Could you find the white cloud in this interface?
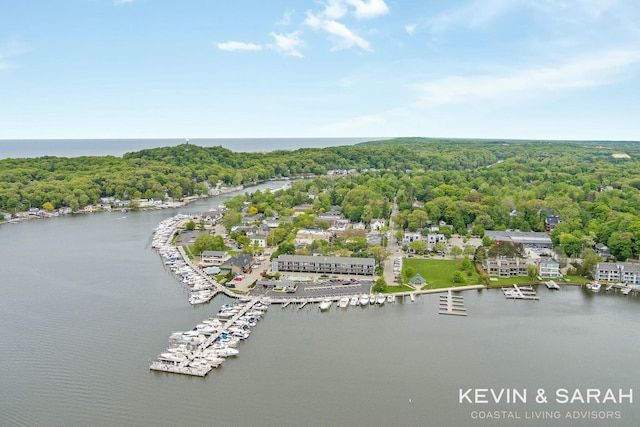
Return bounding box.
[113,0,134,5]
[405,24,416,35]
[345,0,390,19]
[0,39,28,70]
[305,12,371,51]
[415,48,640,105]
[427,0,519,33]
[269,32,304,57]
[276,9,296,26]
[217,41,263,51]
[321,0,349,20]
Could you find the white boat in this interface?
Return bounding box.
[213,347,239,357]
[338,297,349,308]
[349,296,358,306]
[319,299,332,311]
[590,282,602,292]
[386,294,395,303]
[359,294,369,306]
[369,295,376,305]
[376,294,386,305]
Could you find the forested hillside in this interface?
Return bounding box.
[2,138,640,260]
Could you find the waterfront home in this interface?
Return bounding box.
[538,258,560,278]
[274,255,375,276]
[483,257,530,278]
[199,251,230,267]
[596,262,640,285]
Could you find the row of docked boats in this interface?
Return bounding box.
[320,294,394,311]
[150,299,269,376]
[152,214,218,305]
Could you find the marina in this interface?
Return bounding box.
[1,193,639,427]
[150,299,268,377]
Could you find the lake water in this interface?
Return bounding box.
[0,137,388,159]
[1,182,639,426]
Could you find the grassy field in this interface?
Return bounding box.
[385,284,414,293]
[402,259,483,289]
[486,276,539,286]
[560,275,591,283]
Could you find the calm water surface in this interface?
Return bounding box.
[0,183,638,426]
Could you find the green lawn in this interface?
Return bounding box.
[486,276,539,287]
[561,275,591,284]
[385,284,414,293]
[403,259,483,289]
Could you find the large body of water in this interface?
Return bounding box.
[1,180,638,426]
[0,137,388,159]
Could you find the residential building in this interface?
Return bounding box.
[248,233,268,248]
[483,257,530,278]
[596,262,640,285]
[595,243,611,259]
[221,254,254,275]
[370,218,386,230]
[274,255,375,276]
[199,250,230,267]
[402,231,447,249]
[538,258,560,278]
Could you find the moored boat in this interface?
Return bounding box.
[319,298,332,311]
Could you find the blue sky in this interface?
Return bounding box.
[1,0,639,140]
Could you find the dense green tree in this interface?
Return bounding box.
[450,245,463,258]
[193,234,227,255]
[373,277,387,293]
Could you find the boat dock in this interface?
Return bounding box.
[502,284,539,300]
[545,281,560,290]
[150,299,267,377]
[439,290,467,316]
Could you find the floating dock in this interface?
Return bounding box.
[545,281,560,290]
[439,290,467,316]
[150,299,267,377]
[502,284,539,300]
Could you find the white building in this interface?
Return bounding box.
[248,233,268,248]
[402,231,447,249]
[595,262,640,284]
[538,258,560,278]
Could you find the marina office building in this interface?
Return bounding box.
[273,255,376,276]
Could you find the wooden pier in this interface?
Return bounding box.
[502,284,539,300]
[439,290,467,316]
